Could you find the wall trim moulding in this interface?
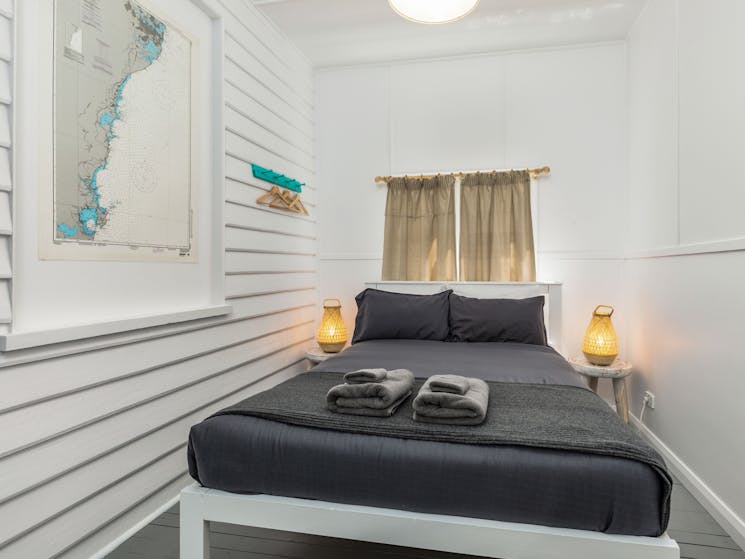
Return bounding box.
[625,236,745,260]
[91,494,180,559]
[321,239,745,264]
[314,39,628,71]
[630,414,745,551]
[320,252,384,261]
[0,304,233,352]
[537,250,625,261]
[320,251,627,262]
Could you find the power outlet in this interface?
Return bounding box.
[644,391,656,409]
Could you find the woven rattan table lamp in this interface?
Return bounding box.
[582,305,619,366]
[317,298,347,353]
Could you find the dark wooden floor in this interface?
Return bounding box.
[107,476,744,559]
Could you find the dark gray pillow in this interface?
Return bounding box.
[448,293,547,345]
[352,288,452,344]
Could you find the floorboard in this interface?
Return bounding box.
[106,474,744,559]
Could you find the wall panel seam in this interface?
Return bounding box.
[225,147,314,185]
[225,247,316,256]
[225,196,317,220]
[225,100,314,156]
[226,175,317,200]
[224,53,313,126]
[0,320,313,415]
[0,304,314,370]
[224,29,314,109]
[0,359,306,507]
[216,0,301,77]
[224,76,313,138]
[225,223,316,240]
[225,125,314,172]
[0,339,312,460]
[225,172,317,197]
[0,443,187,549]
[226,287,317,300]
[50,471,191,559]
[225,270,316,276]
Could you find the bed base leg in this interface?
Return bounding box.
[180,495,210,559]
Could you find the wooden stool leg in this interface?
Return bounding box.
[587,377,599,393]
[612,377,629,423]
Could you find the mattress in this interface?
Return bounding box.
[188,340,669,536]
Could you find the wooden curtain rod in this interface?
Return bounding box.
[374,166,551,183]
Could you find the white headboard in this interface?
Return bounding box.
[364,281,563,352]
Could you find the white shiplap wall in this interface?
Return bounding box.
[0,0,11,329]
[0,1,317,557]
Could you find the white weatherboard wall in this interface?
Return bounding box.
[626,0,745,547]
[317,43,628,357]
[0,0,11,330]
[0,1,317,557]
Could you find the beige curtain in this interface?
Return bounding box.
[459,171,536,282]
[382,175,456,281]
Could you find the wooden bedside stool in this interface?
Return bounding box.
[305,346,334,366]
[568,356,633,423]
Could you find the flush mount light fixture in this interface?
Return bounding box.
[388,0,480,24]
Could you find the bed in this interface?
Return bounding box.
[181,282,679,559]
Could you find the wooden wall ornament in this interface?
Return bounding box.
[256,186,309,216]
[252,163,309,215]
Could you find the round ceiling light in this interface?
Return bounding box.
[388,0,481,24]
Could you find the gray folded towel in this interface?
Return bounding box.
[327,368,415,417]
[413,375,489,426]
[429,374,470,395]
[343,368,388,384]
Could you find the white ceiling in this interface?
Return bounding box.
[254,0,648,67]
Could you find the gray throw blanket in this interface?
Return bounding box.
[214,372,671,500]
[413,375,489,425]
[214,371,671,530]
[327,368,414,417]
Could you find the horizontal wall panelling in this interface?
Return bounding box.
[0,1,317,557]
[0,3,9,331]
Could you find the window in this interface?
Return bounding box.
[382,171,535,282]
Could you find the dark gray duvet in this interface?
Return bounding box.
[188,340,670,536]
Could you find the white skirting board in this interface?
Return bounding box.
[631,413,745,550]
[179,485,679,559]
[91,493,180,559]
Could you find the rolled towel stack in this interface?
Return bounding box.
[413,374,489,426]
[327,368,414,417]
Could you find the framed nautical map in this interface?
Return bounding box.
[41,0,197,261]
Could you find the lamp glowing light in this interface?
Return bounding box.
[317,298,348,353]
[388,0,481,24]
[582,305,619,366]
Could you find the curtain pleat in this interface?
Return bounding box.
[459,171,536,282]
[382,175,456,281]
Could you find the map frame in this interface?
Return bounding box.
[39,0,199,263]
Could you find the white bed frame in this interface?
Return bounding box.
[179,282,680,559]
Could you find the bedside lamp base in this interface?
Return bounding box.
[582,352,617,366]
[318,342,345,353]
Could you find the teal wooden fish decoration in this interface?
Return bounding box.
[251,164,304,193]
